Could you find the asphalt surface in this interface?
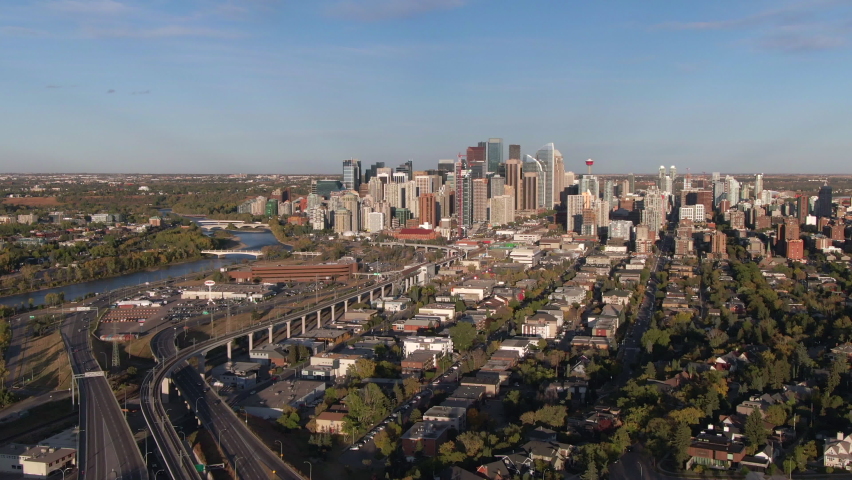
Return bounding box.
[61,309,149,480]
[150,322,303,480]
[143,243,461,480]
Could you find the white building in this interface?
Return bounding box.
[490,195,515,226]
[367,211,384,233]
[509,247,543,269]
[825,432,852,470]
[402,336,454,357]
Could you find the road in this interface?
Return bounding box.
[611,229,674,391]
[60,309,149,480]
[150,325,303,480]
[142,244,461,480]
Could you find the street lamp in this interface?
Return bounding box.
[274,439,283,458]
[218,427,228,449]
[234,456,243,479]
[304,460,312,480]
[195,397,202,413]
[155,470,165,478]
[100,352,109,370]
[60,467,72,480]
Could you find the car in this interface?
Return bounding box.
[349,445,360,451]
[250,390,256,394]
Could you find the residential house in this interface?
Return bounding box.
[824,432,852,471]
[315,412,347,434]
[686,432,746,470]
[423,406,467,431]
[401,422,452,458]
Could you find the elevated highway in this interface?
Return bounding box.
[142,243,462,479]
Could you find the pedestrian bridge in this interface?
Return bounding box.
[195,220,269,230]
[201,249,264,258]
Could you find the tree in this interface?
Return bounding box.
[745,409,768,453]
[277,406,300,430]
[457,431,485,458]
[374,430,397,457]
[672,422,692,466]
[449,322,477,352]
[765,404,787,427]
[403,377,421,398]
[581,460,598,480]
[349,358,376,380]
[410,408,422,423]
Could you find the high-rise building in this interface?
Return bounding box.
[522,171,538,211]
[437,159,455,174]
[580,175,599,199]
[534,143,562,209]
[628,173,635,194]
[508,144,521,161]
[603,180,614,205]
[461,173,474,227]
[367,211,384,233]
[342,159,361,191]
[581,208,597,236]
[725,176,740,205]
[466,145,485,167]
[490,195,515,226]
[797,195,809,224]
[818,183,833,217]
[504,159,523,211]
[658,166,666,190]
[365,162,385,183]
[489,176,505,199]
[368,177,384,202]
[710,230,728,258]
[754,174,764,199]
[472,178,489,223]
[419,193,437,227]
[487,138,503,174]
[609,220,633,240]
[396,160,414,181]
[333,209,352,233]
[564,171,576,189]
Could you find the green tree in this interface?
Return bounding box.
[745,409,768,452]
[456,431,485,459]
[672,422,692,467]
[410,408,422,423]
[581,460,599,480]
[449,322,477,352]
[277,406,301,430]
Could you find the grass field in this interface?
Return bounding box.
[2,197,62,207]
[22,330,72,391]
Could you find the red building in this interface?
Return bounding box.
[392,228,439,241]
[785,239,804,260]
[419,194,437,227]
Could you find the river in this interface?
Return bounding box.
[0,229,284,308]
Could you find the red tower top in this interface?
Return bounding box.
[585,159,594,175]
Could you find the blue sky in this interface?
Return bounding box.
[1,0,851,174]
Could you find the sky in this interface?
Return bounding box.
[1,0,851,175]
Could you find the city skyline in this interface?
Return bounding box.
[2,0,852,174]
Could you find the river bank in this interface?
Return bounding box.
[0,229,284,308]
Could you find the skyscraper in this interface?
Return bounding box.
[754,174,763,198]
[437,159,455,174]
[396,160,413,181]
[419,193,437,227]
[818,183,833,217]
[489,176,505,199]
[508,144,521,161]
[472,178,489,223]
[487,138,503,174]
[504,159,523,211]
[467,145,485,166]
[534,143,563,209]
[522,171,538,211]
[797,195,809,224]
[364,162,385,183]
[490,195,515,226]
[342,158,361,191]
[628,173,635,194]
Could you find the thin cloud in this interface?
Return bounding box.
[131,90,151,95]
[759,33,845,52]
[82,25,242,39]
[107,89,115,93]
[46,85,62,88]
[0,26,50,37]
[325,0,467,22]
[49,0,132,15]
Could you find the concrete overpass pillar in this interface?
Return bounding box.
[197,355,206,379]
[301,316,306,334]
[331,304,335,321]
[160,377,171,403]
[286,321,291,339]
[227,341,232,360]
[370,290,374,302]
[316,310,321,329]
[248,332,254,352]
[268,326,274,344]
[344,299,348,313]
